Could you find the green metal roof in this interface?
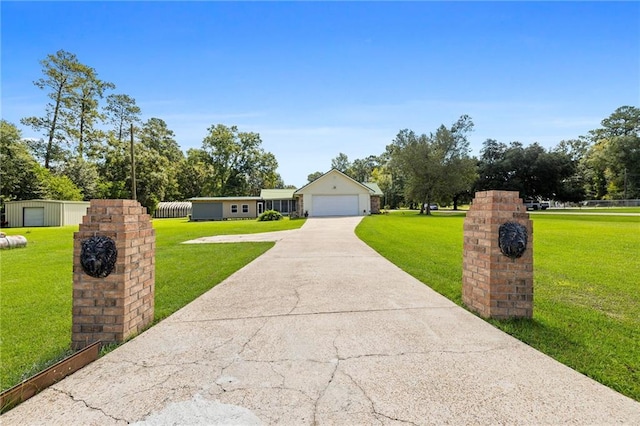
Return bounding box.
[259,189,296,200]
[188,197,261,202]
[363,182,383,196]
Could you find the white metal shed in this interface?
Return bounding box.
[4,200,90,228]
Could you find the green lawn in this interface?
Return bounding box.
[544,207,640,214]
[2,211,639,402]
[0,217,305,391]
[355,211,640,401]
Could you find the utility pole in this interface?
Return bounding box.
[130,123,137,201]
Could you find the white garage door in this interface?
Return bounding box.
[312,195,359,216]
[24,207,45,227]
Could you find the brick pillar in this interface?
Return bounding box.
[462,190,533,319]
[72,199,155,350]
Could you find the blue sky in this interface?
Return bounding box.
[2,1,638,187]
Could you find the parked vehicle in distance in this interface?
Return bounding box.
[524,198,550,210]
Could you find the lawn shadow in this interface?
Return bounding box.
[487,316,582,357]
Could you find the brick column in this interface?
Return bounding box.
[462,191,533,319]
[72,199,155,350]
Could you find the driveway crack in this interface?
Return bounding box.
[341,371,419,426]
[174,306,454,324]
[312,333,341,425]
[287,287,301,315]
[50,387,128,423]
[220,319,270,376]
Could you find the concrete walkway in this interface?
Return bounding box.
[4,217,639,425]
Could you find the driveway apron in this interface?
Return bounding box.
[4,217,639,425]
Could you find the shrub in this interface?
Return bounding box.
[258,210,282,221]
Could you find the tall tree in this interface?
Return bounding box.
[475,139,510,190]
[133,144,172,214]
[583,106,640,199]
[137,118,183,200]
[380,146,406,209]
[65,66,114,159]
[20,50,85,168]
[370,166,393,208]
[582,141,609,199]
[347,155,380,182]
[307,171,323,183]
[104,94,141,142]
[331,152,350,173]
[139,118,183,162]
[176,149,211,199]
[200,124,279,196]
[475,140,579,201]
[95,132,175,212]
[592,105,640,139]
[553,139,588,202]
[389,116,476,214]
[96,133,131,200]
[61,157,101,200]
[0,121,47,202]
[246,152,282,194]
[36,168,83,201]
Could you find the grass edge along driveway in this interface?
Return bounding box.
[2,212,639,403]
[0,217,305,391]
[355,211,640,402]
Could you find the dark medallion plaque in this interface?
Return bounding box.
[80,236,117,278]
[498,222,528,259]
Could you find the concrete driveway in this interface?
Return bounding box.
[3,217,639,425]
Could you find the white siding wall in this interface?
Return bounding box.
[223,200,257,219]
[358,194,370,215]
[296,171,372,217]
[60,202,90,225]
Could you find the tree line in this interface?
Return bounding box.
[2,50,638,215]
[1,50,283,213]
[308,106,639,213]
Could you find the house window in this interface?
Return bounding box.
[266,200,272,210]
[281,200,289,213]
[231,204,238,213]
[242,204,249,213]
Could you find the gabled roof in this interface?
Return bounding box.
[185,174,382,201]
[260,189,296,200]
[294,169,375,195]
